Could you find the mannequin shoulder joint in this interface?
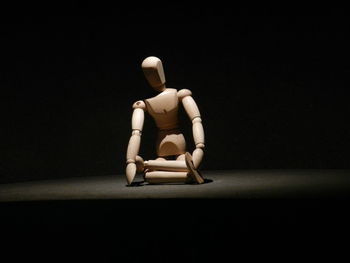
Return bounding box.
[132,100,146,110]
[177,89,192,100]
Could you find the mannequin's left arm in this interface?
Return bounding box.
[178,89,205,169]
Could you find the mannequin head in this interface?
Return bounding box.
[141,56,166,92]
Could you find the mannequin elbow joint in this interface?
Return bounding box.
[196,143,205,149]
[132,130,142,136]
[192,116,202,123]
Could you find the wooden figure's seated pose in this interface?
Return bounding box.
[125,56,205,185]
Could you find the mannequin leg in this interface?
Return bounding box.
[144,160,188,172]
[143,153,204,184]
[176,154,186,160]
[144,171,191,184]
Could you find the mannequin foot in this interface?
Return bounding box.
[185,152,204,184]
[135,155,144,173]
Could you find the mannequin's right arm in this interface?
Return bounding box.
[126,100,146,185]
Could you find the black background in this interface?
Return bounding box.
[1,3,349,183]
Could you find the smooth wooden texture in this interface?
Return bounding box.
[125,56,206,185]
[192,117,205,146]
[127,102,145,161]
[144,160,188,172]
[181,95,201,120]
[145,88,186,157]
[185,152,205,184]
[177,89,192,100]
[176,154,186,160]
[132,100,146,110]
[156,130,186,157]
[144,171,189,184]
[125,103,145,184]
[135,155,144,173]
[145,88,179,130]
[126,163,137,185]
[131,108,144,131]
[182,95,205,147]
[141,56,166,91]
[126,131,141,162]
[192,148,204,169]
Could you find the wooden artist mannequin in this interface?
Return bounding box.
[125,56,205,185]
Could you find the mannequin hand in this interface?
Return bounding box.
[126,162,137,185]
[192,148,204,169]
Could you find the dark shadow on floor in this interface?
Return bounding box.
[126,178,213,187]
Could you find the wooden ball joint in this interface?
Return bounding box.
[125,56,205,185]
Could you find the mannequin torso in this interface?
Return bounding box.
[145,88,186,157]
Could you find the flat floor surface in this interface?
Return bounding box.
[1,169,350,201]
[1,170,350,262]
